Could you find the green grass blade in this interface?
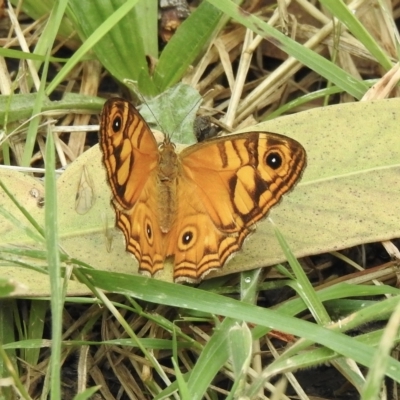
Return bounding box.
[227,322,252,398]
[24,301,48,367]
[186,317,238,400]
[320,0,393,70]
[31,0,70,73]
[62,0,156,96]
[47,0,152,95]
[22,0,69,166]
[73,386,102,400]
[44,128,63,399]
[0,341,32,399]
[81,269,400,384]
[0,48,67,62]
[171,357,191,399]
[22,48,50,167]
[240,268,262,303]
[0,180,45,239]
[0,299,17,386]
[9,0,77,46]
[362,301,400,399]
[252,283,400,342]
[274,225,330,324]
[154,1,228,91]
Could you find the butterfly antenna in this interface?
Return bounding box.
[124,79,203,141]
[124,78,169,137]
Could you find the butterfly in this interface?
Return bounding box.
[99,98,307,283]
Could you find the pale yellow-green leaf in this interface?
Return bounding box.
[0,99,399,295]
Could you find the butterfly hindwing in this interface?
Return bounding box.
[115,182,166,277]
[166,182,250,282]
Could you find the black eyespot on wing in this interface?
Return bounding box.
[146,223,152,240]
[182,231,193,245]
[112,116,122,133]
[266,152,282,169]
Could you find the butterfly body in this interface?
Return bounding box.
[100,98,307,283]
[155,139,179,232]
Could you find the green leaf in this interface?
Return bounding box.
[0,93,103,125]
[139,83,202,144]
[2,98,400,293]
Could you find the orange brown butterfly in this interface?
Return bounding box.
[99,98,306,283]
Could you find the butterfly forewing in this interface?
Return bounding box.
[100,99,159,210]
[180,132,307,231]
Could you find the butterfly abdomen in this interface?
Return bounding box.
[157,139,179,233]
